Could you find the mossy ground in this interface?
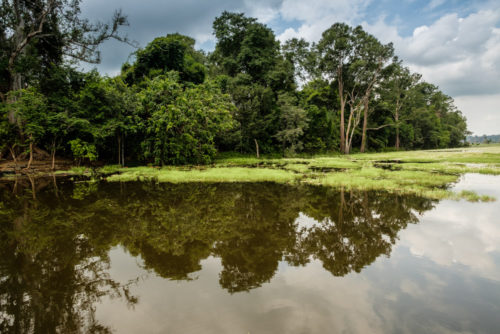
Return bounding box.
[54,146,500,201]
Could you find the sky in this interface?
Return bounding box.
[81,0,500,135]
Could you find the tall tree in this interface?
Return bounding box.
[316,23,353,154]
[211,11,295,154]
[378,63,421,150]
[316,23,393,153]
[352,27,394,153]
[211,11,257,77]
[1,0,130,122]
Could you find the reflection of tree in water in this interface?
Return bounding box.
[301,187,435,276]
[0,178,438,330]
[0,179,137,333]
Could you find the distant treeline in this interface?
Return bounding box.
[1,1,469,166]
[467,135,500,144]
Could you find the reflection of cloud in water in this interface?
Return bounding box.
[398,174,500,281]
[295,212,324,231]
[98,251,385,334]
[91,176,500,333]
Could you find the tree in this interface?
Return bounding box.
[378,63,421,150]
[300,79,340,152]
[1,0,130,122]
[282,38,316,82]
[138,74,235,165]
[5,87,47,168]
[352,27,394,153]
[126,33,206,85]
[316,23,353,154]
[275,93,309,154]
[211,12,298,155]
[211,11,257,77]
[316,23,393,154]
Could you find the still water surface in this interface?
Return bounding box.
[0,174,499,333]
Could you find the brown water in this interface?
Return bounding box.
[0,174,499,333]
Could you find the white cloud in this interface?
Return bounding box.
[454,94,500,135]
[426,0,446,11]
[363,10,500,96]
[244,0,281,23]
[276,0,372,42]
[362,10,500,134]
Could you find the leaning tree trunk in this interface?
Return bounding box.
[9,147,17,165]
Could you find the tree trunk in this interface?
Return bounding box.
[6,74,23,123]
[360,97,369,153]
[344,105,354,155]
[338,76,345,154]
[27,140,33,169]
[395,110,400,151]
[7,13,26,123]
[9,147,18,167]
[51,140,56,170]
[254,139,260,158]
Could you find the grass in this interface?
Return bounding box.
[304,168,459,199]
[53,146,500,202]
[54,166,89,175]
[106,167,299,183]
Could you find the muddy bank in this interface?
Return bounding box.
[0,158,75,175]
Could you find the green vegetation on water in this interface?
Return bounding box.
[103,146,499,201]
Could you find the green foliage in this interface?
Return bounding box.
[210,12,299,154]
[69,138,97,164]
[127,34,206,85]
[0,11,471,167]
[300,79,340,152]
[0,107,17,156]
[138,74,235,165]
[275,93,309,154]
[7,88,48,142]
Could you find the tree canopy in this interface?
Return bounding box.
[0,8,470,167]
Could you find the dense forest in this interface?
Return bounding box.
[0,1,469,166]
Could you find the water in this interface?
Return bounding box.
[0,175,499,333]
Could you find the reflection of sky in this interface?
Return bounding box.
[397,174,500,281]
[96,174,500,333]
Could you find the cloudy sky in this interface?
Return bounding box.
[81,0,500,135]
